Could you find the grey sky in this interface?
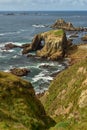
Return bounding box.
[0,0,87,11]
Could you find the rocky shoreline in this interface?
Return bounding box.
[1,19,87,83]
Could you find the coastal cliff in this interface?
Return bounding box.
[0,72,55,130]
[41,58,87,130]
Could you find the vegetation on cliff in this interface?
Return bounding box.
[0,72,55,130]
[41,58,87,130]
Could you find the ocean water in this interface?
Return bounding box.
[0,11,87,93]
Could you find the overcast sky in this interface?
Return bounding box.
[0,0,87,11]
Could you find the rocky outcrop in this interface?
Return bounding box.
[41,58,87,130]
[51,19,87,31]
[81,34,87,41]
[5,43,20,50]
[0,71,55,130]
[36,29,68,60]
[22,35,43,54]
[10,67,30,76]
[23,29,69,60]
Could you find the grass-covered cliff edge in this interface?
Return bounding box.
[0,72,55,130]
[41,58,87,130]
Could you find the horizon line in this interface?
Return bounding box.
[0,10,87,12]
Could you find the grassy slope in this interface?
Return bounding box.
[0,72,55,130]
[41,58,87,130]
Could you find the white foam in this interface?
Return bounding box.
[4,69,10,72]
[32,71,53,83]
[32,24,46,28]
[0,33,5,36]
[37,62,55,68]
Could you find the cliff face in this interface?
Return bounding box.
[0,72,55,130]
[22,29,68,60]
[36,29,67,60]
[41,58,87,130]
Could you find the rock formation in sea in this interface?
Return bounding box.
[51,19,87,31]
[5,43,20,50]
[10,67,30,76]
[22,29,73,60]
[0,71,55,130]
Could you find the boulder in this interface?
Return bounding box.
[10,68,30,76]
[5,43,20,50]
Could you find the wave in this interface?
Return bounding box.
[32,71,53,83]
[32,24,47,28]
[0,29,28,37]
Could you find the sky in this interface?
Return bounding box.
[0,0,87,11]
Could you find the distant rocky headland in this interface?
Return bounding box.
[51,18,87,31]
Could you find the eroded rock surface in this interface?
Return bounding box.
[22,29,71,60]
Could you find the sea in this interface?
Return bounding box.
[0,11,87,93]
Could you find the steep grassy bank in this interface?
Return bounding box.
[0,72,55,130]
[41,58,87,130]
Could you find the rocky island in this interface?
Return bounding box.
[51,19,87,31]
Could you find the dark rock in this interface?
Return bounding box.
[69,34,79,38]
[22,34,44,54]
[10,68,30,76]
[5,43,20,50]
[39,64,52,69]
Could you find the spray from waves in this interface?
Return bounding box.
[0,29,30,37]
[32,70,53,83]
[32,24,47,28]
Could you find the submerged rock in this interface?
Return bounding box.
[10,68,30,76]
[5,43,20,50]
[0,71,55,129]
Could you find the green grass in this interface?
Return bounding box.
[41,58,87,130]
[54,29,64,36]
[0,71,55,130]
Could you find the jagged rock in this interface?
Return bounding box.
[39,64,52,69]
[22,35,43,54]
[36,29,68,60]
[0,71,55,129]
[5,43,20,50]
[10,68,30,76]
[22,29,76,60]
[81,34,87,41]
[51,19,87,31]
